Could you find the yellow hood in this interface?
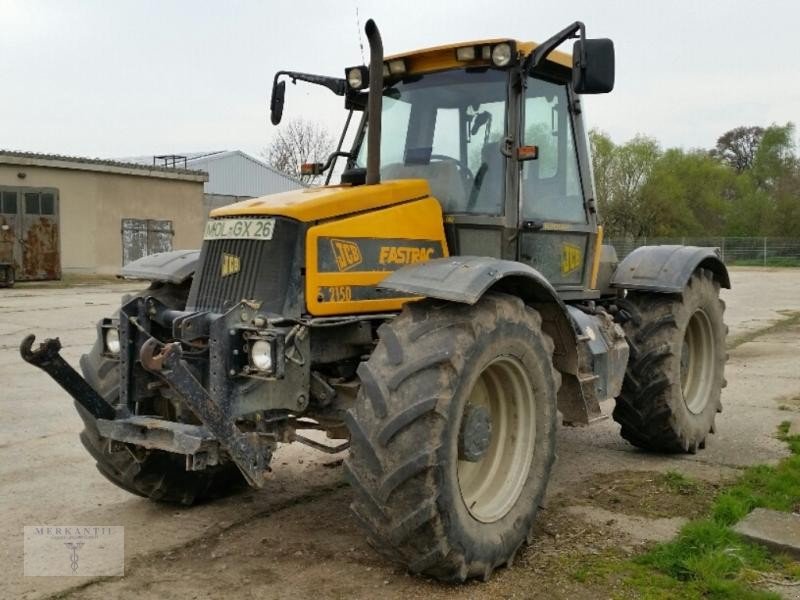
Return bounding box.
[210,179,431,223]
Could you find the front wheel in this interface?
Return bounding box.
[345,293,560,582]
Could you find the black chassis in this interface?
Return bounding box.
[21,291,369,488]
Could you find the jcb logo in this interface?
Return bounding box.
[561,244,582,274]
[330,239,363,271]
[221,253,241,277]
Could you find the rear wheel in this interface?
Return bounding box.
[345,293,560,581]
[78,282,246,505]
[613,269,727,452]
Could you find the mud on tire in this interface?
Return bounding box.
[613,268,727,453]
[345,293,560,582]
[78,282,246,505]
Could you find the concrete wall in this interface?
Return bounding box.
[0,165,206,275]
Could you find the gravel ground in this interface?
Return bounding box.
[2,266,800,599]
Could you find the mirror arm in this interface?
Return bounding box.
[273,70,347,96]
[325,109,355,185]
[525,21,585,72]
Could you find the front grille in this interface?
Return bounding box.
[187,217,300,314]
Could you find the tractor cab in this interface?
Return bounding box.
[271,23,615,298]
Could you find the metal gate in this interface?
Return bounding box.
[0,186,61,281]
[121,219,174,265]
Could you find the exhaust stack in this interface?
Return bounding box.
[365,19,383,186]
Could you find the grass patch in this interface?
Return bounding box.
[571,425,800,598]
[575,470,717,520]
[661,470,701,495]
[728,311,800,349]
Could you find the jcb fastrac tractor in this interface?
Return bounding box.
[22,20,729,581]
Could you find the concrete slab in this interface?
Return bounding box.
[734,508,800,558]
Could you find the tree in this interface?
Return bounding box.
[588,130,661,238]
[263,118,335,184]
[639,149,735,237]
[712,126,764,172]
[589,129,615,214]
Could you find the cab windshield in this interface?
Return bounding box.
[356,68,508,215]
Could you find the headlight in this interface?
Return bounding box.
[104,327,120,356]
[347,67,363,89]
[491,43,512,67]
[249,339,273,372]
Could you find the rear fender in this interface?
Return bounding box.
[611,245,730,293]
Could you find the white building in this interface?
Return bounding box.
[121,150,304,212]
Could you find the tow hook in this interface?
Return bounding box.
[19,334,116,420]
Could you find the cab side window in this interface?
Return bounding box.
[522,78,585,223]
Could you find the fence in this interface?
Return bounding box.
[607,237,800,266]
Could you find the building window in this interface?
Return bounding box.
[0,187,58,216]
[41,193,55,215]
[1,191,16,214]
[25,192,40,215]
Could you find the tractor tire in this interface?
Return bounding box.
[613,268,727,453]
[345,293,560,582]
[77,281,247,505]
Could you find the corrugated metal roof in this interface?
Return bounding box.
[0,149,207,181]
[116,150,305,197]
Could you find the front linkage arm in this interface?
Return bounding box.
[139,338,272,488]
[20,335,117,421]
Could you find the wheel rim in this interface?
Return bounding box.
[680,309,716,414]
[457,355,536,523]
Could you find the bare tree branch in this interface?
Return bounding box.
[262,118,335,185]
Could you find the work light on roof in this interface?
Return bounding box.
[455,46,476,61]
[387,59,406,75]
[347,67,363,89]
[491,42,512,67]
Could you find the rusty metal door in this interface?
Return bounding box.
[121,219,174,265]
[0,190,20,275]
[20,190,61,280]
[0,187,60,281]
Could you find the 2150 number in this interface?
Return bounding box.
[325,286,352,303]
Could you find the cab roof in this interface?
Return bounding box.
[385,39,572,75]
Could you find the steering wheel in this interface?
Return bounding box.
[429,154,474,183]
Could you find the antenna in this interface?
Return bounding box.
[354,2,366,65]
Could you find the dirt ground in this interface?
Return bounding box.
[2,267,800,599]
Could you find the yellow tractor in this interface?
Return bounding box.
[22,20,729,581]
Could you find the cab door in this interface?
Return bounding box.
[517,76,597,297]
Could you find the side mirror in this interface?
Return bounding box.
[572,38,615,94]
[270,80,286,125]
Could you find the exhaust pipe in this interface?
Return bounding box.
[365,19,383,186]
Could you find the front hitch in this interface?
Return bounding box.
[20,334,116,421]
[139,338,272,487]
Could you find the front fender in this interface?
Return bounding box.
[380,256,601,425]
[378,256,561,305]
[611,245,730,293]
[119,249,200,284]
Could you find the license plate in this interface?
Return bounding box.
[203,218,275,241]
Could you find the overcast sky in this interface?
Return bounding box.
[2,0,798,160]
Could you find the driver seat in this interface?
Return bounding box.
[381,161,466,213]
